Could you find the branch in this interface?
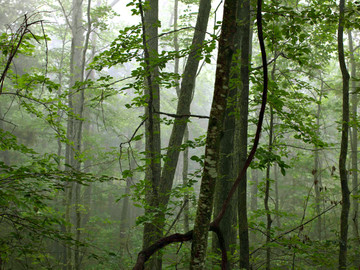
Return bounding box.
[56,0,72,30]
[119,117,147,149]
[0,16,44,94]
[133,231,193,270]
[253,52,287,71]
[155,110,209,119]
[164,199,188,237]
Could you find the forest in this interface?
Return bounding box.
[0,0,359,269]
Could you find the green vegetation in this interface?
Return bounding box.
[0,0,360,269]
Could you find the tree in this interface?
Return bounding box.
[140,0,212,267]
[140,0,162,269]
[337,0,350,268]
[190,0,239,267]
[348,30,359,247]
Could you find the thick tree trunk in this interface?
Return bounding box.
[190,0,238,268]
[337,0,350,268]
[212,78,237,264]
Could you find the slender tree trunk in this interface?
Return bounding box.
[183,126,190,232]
[314,81,323,241]
[140,0,162,269]
[250,169,258,243]
[0,107,10,165]
[274,164,280,228]
[157,0,211,211]
[190,1,238,268]
[173,0,190,233]
[263,49,278,270]
[120,148,137,252]
[264,106,274,270]
[348,30,360,268]
[236,0,252,268]
[64,0,86,268]
[348,30,359,241]
[337,0,350,268]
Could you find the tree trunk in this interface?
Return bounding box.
[157,0,211,212]
[264,106,274,270]
[141,0,212,265]
[140,0,162,269]
[250,169,259,243]
[348,30,360,267]
[274,164,280,228]
[236,0,252,268]
[64,0,86,268]
[212,74,237,265]
[190,0,238,268]
[337,0,350,268]
[173,0,190,233]
[314,81,323,241]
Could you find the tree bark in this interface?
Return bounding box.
[348,30,360,268]
[173,0,190,233]
[348,30,359,242]
[141,0,211,264]
[140,0,162,268]
[190,0,238,268]
[337,0,350,268]
[236,0,252,268]
[264,106,274,270]
[250,169,259,243]
[157,0,211,211]
[63,0,88,268]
